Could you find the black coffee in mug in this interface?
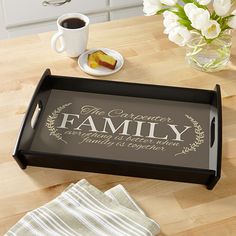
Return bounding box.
[61,18,86,29]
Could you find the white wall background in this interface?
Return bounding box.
[0,0,144,40]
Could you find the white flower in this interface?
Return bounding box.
[228,10,236,29]
[168,26,191,46]
[184,4,211,31]
[184,3,198,18]
[160,0,178,6]
[196,0,211,5]
[184,4,210,30]
[163,11,180,34]
[201,20,221,39]
[213,0,231,17]
[143,0,162,16]
[189,8,211,30]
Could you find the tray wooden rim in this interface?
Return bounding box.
[13,69,222,190]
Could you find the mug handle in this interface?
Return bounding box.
[51,31,66,53]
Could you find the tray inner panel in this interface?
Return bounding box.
[30,89,211,169]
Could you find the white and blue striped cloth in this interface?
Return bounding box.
[5,179,160,236]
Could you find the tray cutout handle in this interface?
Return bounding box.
[210,117,215,147]
[31,101,42,129]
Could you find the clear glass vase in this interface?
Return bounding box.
[186,31,232,72]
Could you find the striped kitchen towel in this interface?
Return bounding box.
[5,179,160,236]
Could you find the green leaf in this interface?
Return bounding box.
[181,0,192,3]
[219,15,234,31]
[175,3,185,9]
[178,19,193,30]
[156,8,170,15]
[192,0,208,10]
[218,17,223,25]
[175,3,187,15]
[211,11,217,20]
[221,25,232,31]
[222,14,234,20]
[171,10,188,20]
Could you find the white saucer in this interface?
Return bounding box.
[78,48,124,76]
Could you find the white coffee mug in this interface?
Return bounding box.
[51,13,89,57]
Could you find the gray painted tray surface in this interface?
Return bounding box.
[30,89,216,171]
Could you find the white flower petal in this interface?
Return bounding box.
[187,7,210,30]
[196,0,211,5]
[213,0,231,17]
[143,0,162,15]
[163,11,179,28]
[201,20,221,39]
[164,22,179,34]
[184,3,198,18]
[168,26,191,46]
[228,10,236,29]
[160,0,178,6]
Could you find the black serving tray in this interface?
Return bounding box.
[13,69,222,189]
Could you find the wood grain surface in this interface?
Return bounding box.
[0,16,236,236]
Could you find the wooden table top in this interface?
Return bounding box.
[0,15,236,236]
